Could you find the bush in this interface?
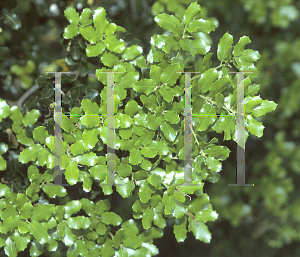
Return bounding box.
[0,1,278,256]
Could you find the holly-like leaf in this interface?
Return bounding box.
[101,212,122,226]
[93,7,108,36]
[18,144,42,164]
[160,120,177,142]
[154,13,184,37]
[132,79,156,96]
[245,115,264,137]
[65,7,80,24]
[122,45,143,61]
[217,32,233,61]
[186,19,216,34]
[22,109,40,127]
[142,208,154,229]
[233,36,251,57]
[188,218,211,243]
[252,100,277,117]
[174,217,187,242]
[183,2,201,25]
[65,162,79,185]
[86,42,105,57]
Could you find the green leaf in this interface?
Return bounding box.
[139,181,155,203]
[104,35,125,54]
[124,100,139,117]
[101,52,119,67]
[123,236,142,250]
[101,212,122,226]
[65,162,79,185]
[203,145,230,160]
[162,192,175,215]
[4,237,18,257]
[142,208,154,229]
[65,7,80,24]
[43,184,67,198]
[29,221,48,244]
[233,36,251,57]
[105,23,118,36]
[18,144,42,164]
[0,100,11,122]
[183,2,201,25]
[3,10,21,30]
[129,148,142,165]
[217,32,233,61]
[158,86,175,103]
[75,152,99,167]
[10,106,23,125]
[186,19,217,34]
[195,209,218,222]
[154,13,184,37]
[160,120,177,142]
[89,165,107,181]
[174,217,187,242]
[196,104,216,131]
[115,113,133,129]
[163,110,180,124]
[16,130,33,146]
[80,115,100,128]
[93,7,108,36]
[32,126,49,144]
[64,23,79,39]
[62,116,76,133]
[86,42,105,57]
[116,164,132,177]
[116,177,135,198]
[160,63,182,85]
[244,95,262,114]
[188,219,211,243]
[66,216,91,229]
[79,26,97,44]
[31,204,55,222]
[22,109,40,127]
[245,115,264,138]
[236,49,260,63]
[140,94,158,112]
[132,79,156,96]
[199,68,218,93]
[79,8,92,26]
[0,155,6,171]
[81,99,100,114]
[188,194,210,214]
[252,100,277,117]
[122,45,143,61]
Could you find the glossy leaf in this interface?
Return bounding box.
[154,13,184,37]
[22,109,40,127]
[86,42,105,57]
[18,144,42,164]
[188,218,211,243]
[174,217,187,242]
[65,162,79,185]
[65,7,80,24]
[245,115,264,138]
[233,36,251,57]
[183,2,201,25]
[186,19,217,34]
[101,212,122,226]
[217,32,233,61]
[123,45,143,61]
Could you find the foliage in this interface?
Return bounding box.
[0,0,283,256]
